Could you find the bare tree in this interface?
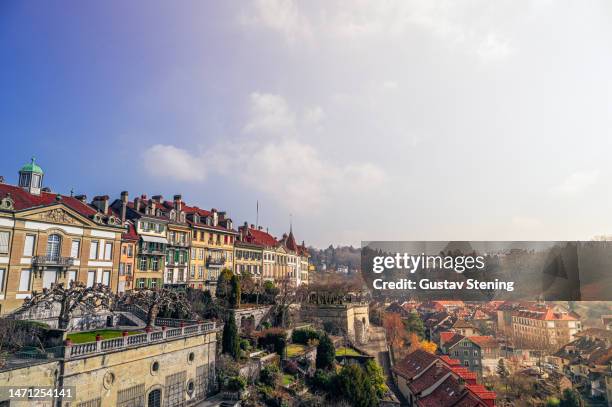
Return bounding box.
[120,288,193,328]
[17,282,113,330]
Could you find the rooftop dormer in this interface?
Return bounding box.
[18,157,44,195]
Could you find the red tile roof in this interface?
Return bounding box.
[416,375,465,407]
[440,332,456,345]
[469,336,498,349]
[0,183,98,218]
[408,363,452,394]
[122,222,139,241]
[246,227,278,248]
[392,349,438,380]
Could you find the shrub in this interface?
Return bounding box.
[260,364,280,387]
[226,376,247,392]
[258,328,287,356]
[316,334,335,370]
[291,328,320,345]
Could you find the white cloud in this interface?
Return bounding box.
[243,92,297,135]
[143,144,206,182]
[551,170,600,195]
[143,93,385,215]
[302,105,325,126]
[239,0,312,44]
[240,0,519,62]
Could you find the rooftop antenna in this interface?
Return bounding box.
[290,213,293,233]
[70,188,74,197]
[256,200,259,229]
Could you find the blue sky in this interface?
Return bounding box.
[2,1,612,247]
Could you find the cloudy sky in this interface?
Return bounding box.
[2,1,612,247]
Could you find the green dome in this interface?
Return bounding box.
[21,157,44,174]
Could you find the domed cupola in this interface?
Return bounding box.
[18,157,44,195]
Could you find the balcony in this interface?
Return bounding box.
[206,256,226,267]
[32,255,75,268]
[168,239,190,247]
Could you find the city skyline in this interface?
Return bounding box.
[2,1,612,247]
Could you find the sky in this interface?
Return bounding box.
[1,1,612,247]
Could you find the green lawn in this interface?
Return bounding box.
[282,374,295,386]
[335,347,362,357]
[285,344,307,358]
[67,329,141,344]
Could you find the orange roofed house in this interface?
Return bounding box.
[392,349,496,406]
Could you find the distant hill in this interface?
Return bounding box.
[308,245,361,271]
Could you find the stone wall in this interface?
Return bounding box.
[234,305,272,332]
[62,330,218,406]
[300,303,370,345]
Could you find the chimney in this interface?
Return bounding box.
[258,226,263,231]
[173,194,182,211]
[134,197,140,212]
[152,195,163,203]
[120,191,129,223]
[75,194,87,203]
[149,199,156,212]
[250,224,255,229]
[0,176,4,183]
[92,195,109,214]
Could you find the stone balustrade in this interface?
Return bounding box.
[66,321,216,359]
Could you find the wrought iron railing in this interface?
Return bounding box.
[32,255,74,267]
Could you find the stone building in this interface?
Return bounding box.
[0,159,124,314]
[511,303,581,350]
[183,204,237,292]
[119,221,138,293]
[237,223,309,287]
[112,194,169,290]
[0,322,220,406]
[234,239,264,278]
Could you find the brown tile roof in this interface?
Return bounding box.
[408,363,452,394]
[392,349,438,380]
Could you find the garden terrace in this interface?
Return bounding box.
[65,321,218,359]
[66,329,142,344]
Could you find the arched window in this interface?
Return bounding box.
[147,389,161,407]
[46,234,61,259]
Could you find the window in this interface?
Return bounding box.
[46,234,61,259]
[126,264,132,276]
[119,263,125,276]
[71,239,80,258]
[190,265,195,278]
[87,270,95,287]
[19,269,31,291]
[191,249,196,260]
[68,270,77,284]
[0,231,9,254]
[89,241,99,260]
[127,244,133,257]
[137,279,145,289]
[102,270,111,286]
[43,269,57,289]
[104,242,113,260]
[0,269,5,292]
[23,235,36,256]
[464,360,470,367]
[139,257,147,271]
[152,257,159,271]
[198,249,204,260]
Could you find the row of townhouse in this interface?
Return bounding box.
[0,158,310,314]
